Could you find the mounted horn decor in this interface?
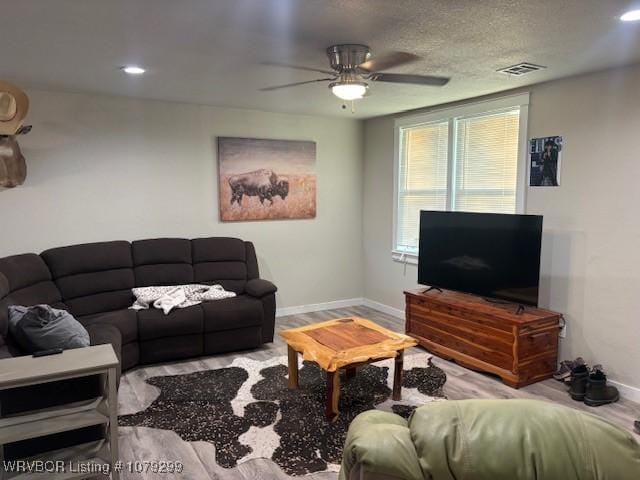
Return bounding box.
[0,80,30,188]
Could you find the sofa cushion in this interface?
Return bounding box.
[137,304,204,341]
[9,305,90,353]
[204,327,262,354]
[139,334,203,365]
[193,262,247,293]
[133,238,192,265]
[65,291,134,317]
[135,264,194,287]
[0,254,62,307]
[0,254,53,291]
[192,237,248,293]
[55,269,133,301]
[133,238,194,286]
[8,282,62,308]
[42,241,132,278]
[192,237,246,262]
[42,241,134,316]
[202,295,263,332]
[79,309,137,345]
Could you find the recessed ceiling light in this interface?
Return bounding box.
[620,9,640,22]
[120,65,146,75]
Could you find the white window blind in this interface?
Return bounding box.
[396,121,449,252]
[394,102,524,254]
[453,109,520,213]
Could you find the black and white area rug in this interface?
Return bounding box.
[119,353,446,476]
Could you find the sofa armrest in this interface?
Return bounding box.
[249,280,277,343]
[339,410,424,480]
[246,278,277,298]
[87,324,122,385]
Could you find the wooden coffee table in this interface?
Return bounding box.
[280,317,418,421]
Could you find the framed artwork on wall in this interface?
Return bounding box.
[217,137,317,221]
[529,136,562,187]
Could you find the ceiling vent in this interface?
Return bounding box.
[498,62,547,76]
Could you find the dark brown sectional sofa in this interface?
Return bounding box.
[0,237,277,369]
[0,237,276,459]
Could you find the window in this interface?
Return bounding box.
[394,94,529,257]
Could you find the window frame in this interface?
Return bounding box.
[392,94,530,264]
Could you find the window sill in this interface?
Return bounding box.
[391,251,419,265]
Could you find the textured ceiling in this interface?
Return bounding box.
[2,0,640,118]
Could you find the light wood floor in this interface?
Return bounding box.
[118,306,640,480]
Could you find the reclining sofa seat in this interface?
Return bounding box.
[0,255,124,458]
[0,253,120,363]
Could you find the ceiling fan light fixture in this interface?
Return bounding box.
[330,82,367,101]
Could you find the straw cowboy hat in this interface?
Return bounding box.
[0,81,29,136]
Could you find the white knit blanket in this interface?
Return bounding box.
[130,284,236,315]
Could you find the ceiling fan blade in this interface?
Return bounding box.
[369,73,450,86]
[261,61,335,76]
[260,78,334,91]
[358,51,421,73]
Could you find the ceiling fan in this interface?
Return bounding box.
[261,44,450,101]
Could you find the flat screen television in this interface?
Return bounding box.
[418,211,543,306]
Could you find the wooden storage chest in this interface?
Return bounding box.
[405,288,562,388]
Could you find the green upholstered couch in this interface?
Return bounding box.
[340,399,640,480]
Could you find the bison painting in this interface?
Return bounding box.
[218,137,316,221]
[228,169,289,206]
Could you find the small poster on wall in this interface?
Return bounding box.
[529,136,562,187]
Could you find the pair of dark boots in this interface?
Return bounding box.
[569,364,619,406]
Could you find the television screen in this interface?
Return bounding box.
[418,211,543,306]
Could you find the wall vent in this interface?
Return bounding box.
[498,62,547,76]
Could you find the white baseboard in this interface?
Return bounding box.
[276,297,405,319]
[609,380,640,404]
[276,297,363,317]
[362,298,405,319]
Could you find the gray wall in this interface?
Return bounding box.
[362,64,640,391]
[0,89,364,309]
[2,65,638,392]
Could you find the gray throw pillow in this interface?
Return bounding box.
[8,305,90,353]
